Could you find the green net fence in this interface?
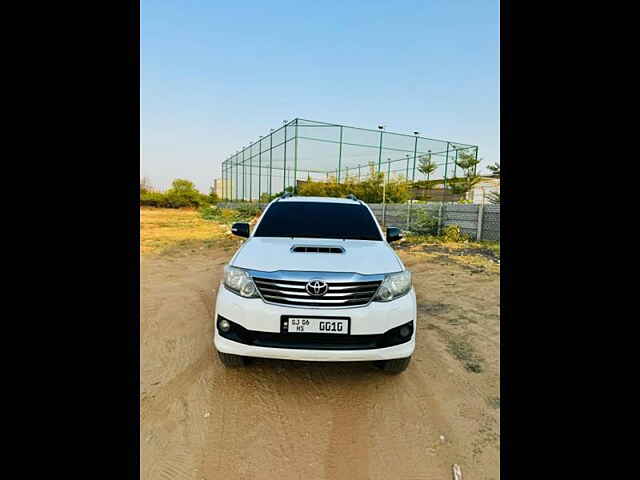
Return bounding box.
[221,118,479,204]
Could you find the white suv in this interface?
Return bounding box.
[214,194,416,373]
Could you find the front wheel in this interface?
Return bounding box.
[217,350,248,367]
[378,356,412,373]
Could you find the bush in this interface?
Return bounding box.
[410,209,439,235]
[139,178,211,208]
[236,203,261,217]
[140,191,167,207]
[198,204,262,225]
[440,224,471,242]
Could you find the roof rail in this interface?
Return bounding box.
[278,192,293,201]
[345,194,359,201]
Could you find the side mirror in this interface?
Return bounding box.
[386,227,403,243]
[231,222,250,238]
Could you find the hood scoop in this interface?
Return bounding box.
[291,245,345,254]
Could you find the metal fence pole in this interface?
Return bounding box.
[406,201,410,230]
[453,146,458,178]
[411,136,418,183]
[242,148,246,201]
[387,158,391,184]
[405,154,410,180]
[476,203,484,241]
[258,137,262,201]
[337,126,343,183]
[293,119,299,193]
[269,131,273,197]
[383,159,390,225]
[283,125,288,192]
[382,176,386,227]
[377,130,383,172]
[440,142,450,228]
[474,146,479,176]
[249,143,253,201]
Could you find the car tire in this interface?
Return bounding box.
[379,356,411,373]
[217,350,247,367]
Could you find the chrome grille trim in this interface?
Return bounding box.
[246,270,385,309]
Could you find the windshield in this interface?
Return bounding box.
[253,202,383,241]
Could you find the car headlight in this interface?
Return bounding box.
[223,265,259,298]
[374,270,412,302]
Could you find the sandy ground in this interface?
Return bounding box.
[141,246,500,480]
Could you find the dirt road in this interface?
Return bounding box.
[141,246,500,480]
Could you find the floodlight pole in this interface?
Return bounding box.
[283,124,288,192]
[377,128,384,172]
[412,135,418,183]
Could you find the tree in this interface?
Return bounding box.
[417,153,437,181]
[170,179,197,193]
[446,151,482,200]
[455,150,481,173]
[487,162,500,177]
[165,178,208,207]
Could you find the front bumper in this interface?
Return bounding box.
[213,283,417,362]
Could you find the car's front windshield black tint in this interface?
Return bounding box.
[253,202,382,241]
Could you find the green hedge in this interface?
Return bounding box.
[140,179,212,208]
[140,191,210,208]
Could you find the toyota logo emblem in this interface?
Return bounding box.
[305,279,328,297]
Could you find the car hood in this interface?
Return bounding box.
[230,237,403,274]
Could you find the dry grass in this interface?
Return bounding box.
[396,243,500,275]
[140,207,232,255]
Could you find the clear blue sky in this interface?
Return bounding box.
[141,0,499,193]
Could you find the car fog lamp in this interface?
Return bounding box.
[218,319,231,332]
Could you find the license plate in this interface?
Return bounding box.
[281,316,350,335]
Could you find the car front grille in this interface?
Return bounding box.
[252,276,382,308]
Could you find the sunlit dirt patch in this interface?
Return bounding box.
[140,207,234,255]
